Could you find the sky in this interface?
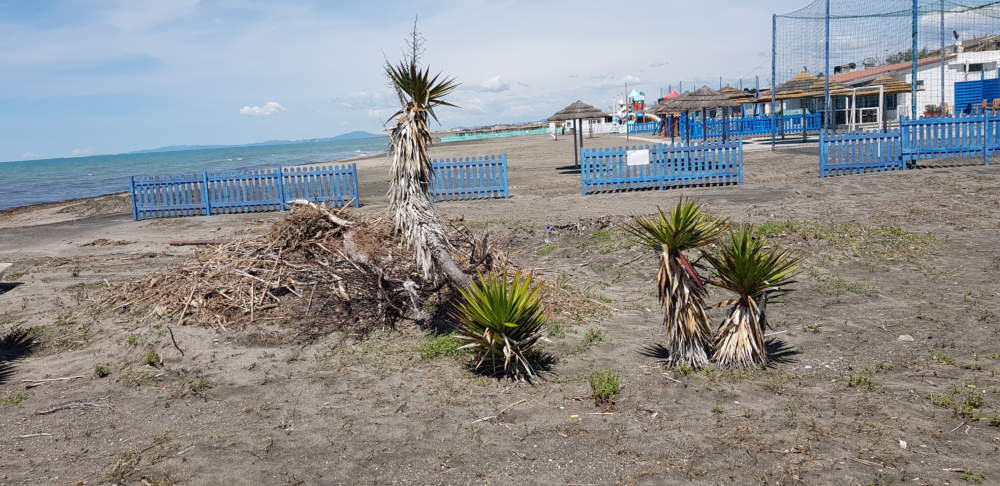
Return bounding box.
[0,0,807,161]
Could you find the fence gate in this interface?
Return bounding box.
[580,141,743,195]
[131,164,360,220]
[819,113,995,177]
[429,154,509,202]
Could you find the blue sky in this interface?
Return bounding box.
[0,0,804,161]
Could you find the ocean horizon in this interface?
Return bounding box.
[0,136,389,211]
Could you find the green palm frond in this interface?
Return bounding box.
[702,225,800,298]
[452,273,546,379]
[384,60,459,123]
[623,199,728,255]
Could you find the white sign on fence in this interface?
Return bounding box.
[626,149,650,166]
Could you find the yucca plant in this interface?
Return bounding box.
[703,225,800,369]
[384,24,470,287]
[624,199,728,369]
[452,273,546,380]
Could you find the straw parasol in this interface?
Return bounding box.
[652,86,740,143]
[548,101,609,166]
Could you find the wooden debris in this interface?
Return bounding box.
[35,397,110,415]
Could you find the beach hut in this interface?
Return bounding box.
[548,101,610,166]
[652,86,740,144]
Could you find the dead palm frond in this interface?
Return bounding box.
[623,199,728,369]
[703,225,800,369]
[384,25,469,287]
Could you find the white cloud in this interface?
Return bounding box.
[240,101,287,116]
[70,147,95,157]
[623,75,641,84]
[366,108,392,120]
[471,75,511,93]
[106,0,200,32]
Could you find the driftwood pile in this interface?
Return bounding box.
[99,203,511,339]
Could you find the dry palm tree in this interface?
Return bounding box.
[384,25,470,288]
[703,225,800,369]
[624,199,728,369]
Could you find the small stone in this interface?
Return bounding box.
[897,335,915,342]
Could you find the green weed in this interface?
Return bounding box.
[417,335,463,359]
[589,369,620,407]
[144,352,161,367]
[960,471,986,483]
[1,391,30,406]
[875,361,894,372]
[94,364,111,378]
[537,245,558,256]
[812,272,878,295]
[930,349,956,365]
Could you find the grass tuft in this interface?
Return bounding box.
[417,335,463,359]
[1,391,30,406]
[589,369,620,407]
[94,363,111,378]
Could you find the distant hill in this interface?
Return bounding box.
[131,130,383,154]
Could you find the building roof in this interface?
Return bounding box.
[830,55,956,84]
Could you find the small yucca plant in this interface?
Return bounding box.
[453,273,546,380]
[703,225,800,369]
[624,199,728,369]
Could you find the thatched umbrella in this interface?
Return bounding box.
[549,101,609,166]
[654,86,740,144]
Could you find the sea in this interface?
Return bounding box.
[0,137,389,211]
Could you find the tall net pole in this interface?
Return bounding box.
[941,0,946,113]
[771,13,778,150]
[824,0,832,131]
[912,0,919,120]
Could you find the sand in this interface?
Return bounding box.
[1,133,999,485]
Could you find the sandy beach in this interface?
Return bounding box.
[2,133,999,484]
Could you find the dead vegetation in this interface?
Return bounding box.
[97,203,512,341]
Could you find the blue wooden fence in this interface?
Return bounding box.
[678,114,822,139]
[580,141,743,195]
[130,164,360,220]
[429,154,509,202]
[820,131,903,177]
[820,113,995,177]
[626,121,662,134]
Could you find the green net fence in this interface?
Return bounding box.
[773,0,1000,130]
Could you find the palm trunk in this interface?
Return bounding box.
[657,246,713,368]
[712,296,768,369]
[388,104,471,289]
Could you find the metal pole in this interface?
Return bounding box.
[824,0,832,132]
[572,119,579,166]
[912,0,919,120]
[771,14,778,151]
[941,0,946,116]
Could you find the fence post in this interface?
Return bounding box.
[738,138,744,184]
[819,130,826,177]
[201,172,211,216]
[900,117,910,170]
[275,166,286,209]
[802,111,807,141]
[984,110,990,165]
[502,154,510,198]
[350,163,361,207]
[129,176,140,221]
[580,149,587,196]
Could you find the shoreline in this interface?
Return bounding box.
[0,133,514,216]
[0,150,391,216]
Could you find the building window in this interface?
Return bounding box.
[969,63,984,72]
